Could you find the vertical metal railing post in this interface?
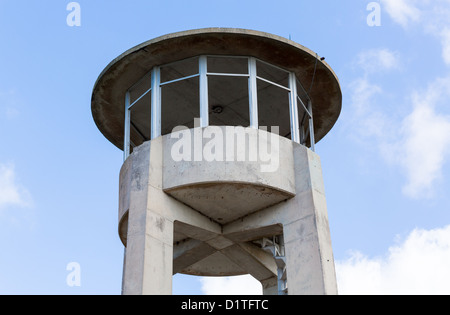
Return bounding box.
[124,91,131,160]
[308,100,315,152]
[151,66,161,139]
[288,72,300,144]
[248,57,259,129]
[199,56,209,128]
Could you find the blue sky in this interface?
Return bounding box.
[1,0,450,294]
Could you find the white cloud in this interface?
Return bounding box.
[0,90,21,119]
[382,0,450,65]
[389,76,450,199]
[0,163,32,210]
[349,47,450,199]
[347,77,386,141]
[440,28,450,65]
[357,48,400,74]
[336,225,450,294]
[347,49,399,145]
[200,274,262,295]
[349,77,381,114]
[381,0,421,28]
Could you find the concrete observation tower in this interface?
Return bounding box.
[91,28,342,295]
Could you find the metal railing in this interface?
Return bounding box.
[124,55,314,160]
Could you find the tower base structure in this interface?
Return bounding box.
[118,126,337,295]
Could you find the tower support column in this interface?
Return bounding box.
[281,146,337,294]
[122,140,174,295]
[120,137,224,295]
[223,144,338,295]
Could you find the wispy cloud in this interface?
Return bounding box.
[392,76,450,198]
[0,163,32,210]
[348,47,450,199]
[441,28,450,65]
[200,274,262,295]
[381,0,421,28]
[348,49,400,141]
[347,77,386,142]
[356,48,400,74]
[336,225,450,294]
[346,49,399,150]
[0,89,21,119]
[382,0,450,65]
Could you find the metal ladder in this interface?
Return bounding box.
[254,236,288,295]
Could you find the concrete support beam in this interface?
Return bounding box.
[221,243,277,283]
[173,239,216,274]
[224,224,283,243]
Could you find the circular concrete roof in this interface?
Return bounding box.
[91,28,342,150]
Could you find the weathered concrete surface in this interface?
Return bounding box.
[119,130,337,295]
